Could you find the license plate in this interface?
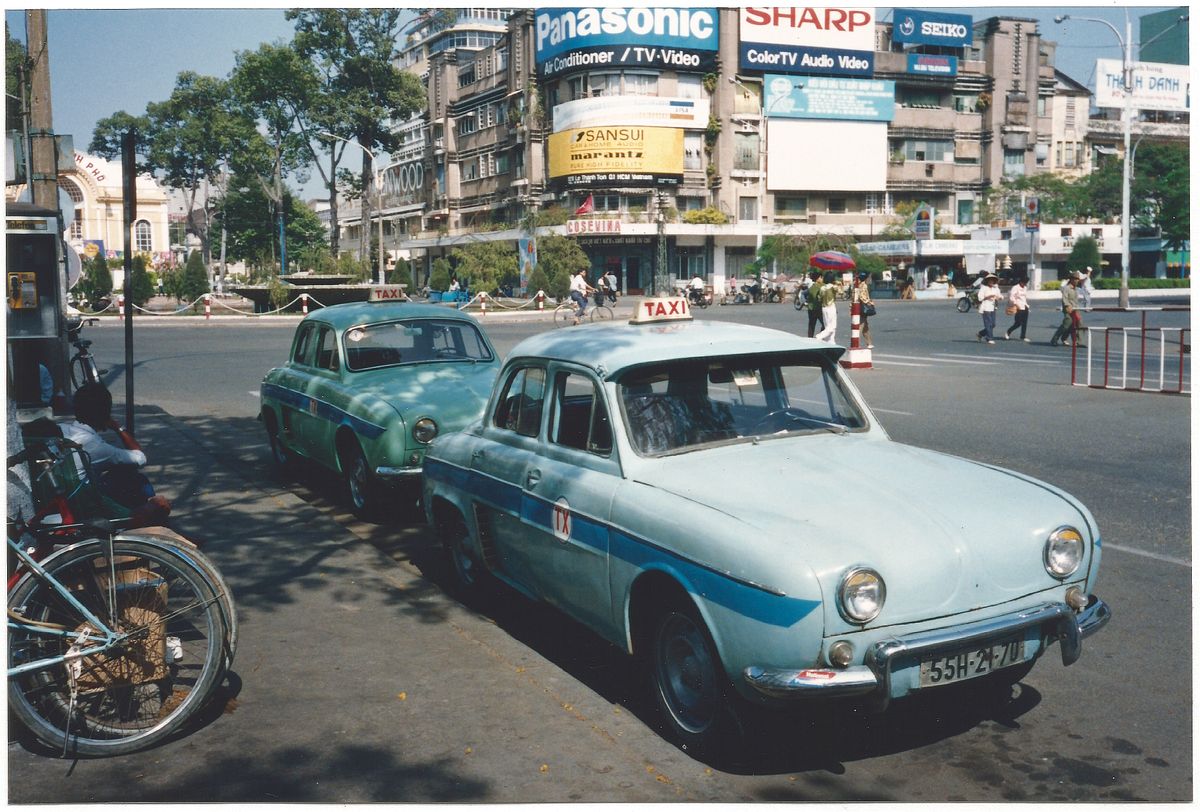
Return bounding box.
[919,639,1026,687]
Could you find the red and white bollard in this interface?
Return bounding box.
[301,293,309,316]
[535,290,546,311]
[479,293,487,315]
[204,294,211,321]
[840,301,873,370]
[117,294,124,321]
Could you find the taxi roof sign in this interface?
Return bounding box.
[368,285,409,302]
[631,296,693,324]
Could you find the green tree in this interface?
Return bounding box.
[126,254,155,307]
[449,241,519,295]
[1133,143,1189,249]
[214,178,325,274]
[987,172,1082,224]
[428,257,452,292]
[1065,236,1102,278]
[286,10,427,258]
[532,235,588,300]
[179,250,211,308]
[76,251,113,308]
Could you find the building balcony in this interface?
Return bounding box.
[891,105,958,132]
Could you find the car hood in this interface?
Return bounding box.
[634,435,1095,628]
[349,362,499,430]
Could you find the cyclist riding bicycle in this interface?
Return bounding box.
[569,268,596,326]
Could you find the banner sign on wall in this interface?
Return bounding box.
[553,96,710,132]
[739,7,876,77]
[764,74,895,121]
[549,126,683,186]
[535,7,718,80]
[1095,59,1190,111]
[907,53,957,76]
[892,8,972,48]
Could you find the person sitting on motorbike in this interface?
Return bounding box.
[60,382,171,526]
[743,276,761,303]
[687,274,706,304]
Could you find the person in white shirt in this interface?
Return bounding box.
[60,383,169,522]
[1079,266,1094,309]
[568,268,595,324]
[975,273,1003,344]
[1004,276,1031,341]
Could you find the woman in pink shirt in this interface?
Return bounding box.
[1004,276,1030,342]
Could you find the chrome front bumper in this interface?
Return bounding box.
[375,465,422,479]
[744,596,1111,710]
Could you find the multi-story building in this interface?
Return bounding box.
[328,7,1187,291]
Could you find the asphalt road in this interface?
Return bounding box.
[9,296,1192,802]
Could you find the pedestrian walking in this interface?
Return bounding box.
[1004,276,1031,342]
[1079,266,1094,309]
[814,271,839,344]
[975,272,1002,344]
[1050,271,1087,347]
[805,270,824,338]
[851,271,875,348]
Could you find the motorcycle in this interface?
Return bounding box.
[956,289,980,313]
[687,287,712,309]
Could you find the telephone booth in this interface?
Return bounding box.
[6,201,68,411]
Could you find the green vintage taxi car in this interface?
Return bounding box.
[423,297,1110,757]
[260,292,501,514]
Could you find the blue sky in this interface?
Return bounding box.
[5,5,1181,197]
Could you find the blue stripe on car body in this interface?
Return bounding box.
[262,381,387,440]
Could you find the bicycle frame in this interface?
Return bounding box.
[7,533,125,678]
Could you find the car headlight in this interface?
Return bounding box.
[1045,526,1084,579]
[412,418,438,445]
[838,567,886,624]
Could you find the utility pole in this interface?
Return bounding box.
[25,10,57,210]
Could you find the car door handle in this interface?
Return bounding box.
[525,468,541,489]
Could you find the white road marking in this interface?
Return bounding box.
[870,359,932,367]
[870,406,915,416]
[874,353,999,366]
[1103,542,1191,568]
[936,352,1064,365]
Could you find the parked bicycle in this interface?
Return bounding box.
[553,300,614,327]
[66,316,103,389]
[7,439,236,756]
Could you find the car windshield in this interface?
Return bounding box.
[343,318,493,371]
[618,353,867,456]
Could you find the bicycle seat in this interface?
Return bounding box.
[75,339,92,349]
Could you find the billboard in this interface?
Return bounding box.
[1095,59,1190,111]
[767,120,886,191]
[892,8,972,48]
[535,7,719,80]
[553,96,710,132]
[764,74,895,121]
[907,53,957,76]
[739,7,875,77]
[548,126,683,186]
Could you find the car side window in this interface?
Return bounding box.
[551,371,612,456]
[493,366,545,438]
[315,326,340,372]
[292,324,315,365]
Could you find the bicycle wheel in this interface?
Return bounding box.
[8,536,227,756]
[117,529,238,672]
[590,305,614,322]
[553,305,576,328]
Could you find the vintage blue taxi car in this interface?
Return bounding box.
[422,297,1110,755]
[260,290,501,514]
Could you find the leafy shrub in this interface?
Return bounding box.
[682,207,729,225]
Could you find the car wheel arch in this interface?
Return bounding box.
[334,426,363,473]
[627,568,727,667]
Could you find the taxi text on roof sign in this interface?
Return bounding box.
[369,285,409,302]
[631,297,693,324]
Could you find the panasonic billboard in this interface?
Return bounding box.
[535,8,719,80]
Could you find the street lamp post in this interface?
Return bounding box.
[1055,12,1133,308]
[320,132,386,285]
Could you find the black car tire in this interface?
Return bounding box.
[340,440,376,517]
[437,508,488,597]
[264,411,293,476]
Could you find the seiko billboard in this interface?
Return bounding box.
[892,8,973,48]
[535,7,719,80]
[739,7,876,77]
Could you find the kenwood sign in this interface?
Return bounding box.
[739,7,876,77]
[535,7,718,80]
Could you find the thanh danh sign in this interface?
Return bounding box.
[739,6,876,77]
[1095,59,1190,111]
[535,7,719,80]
